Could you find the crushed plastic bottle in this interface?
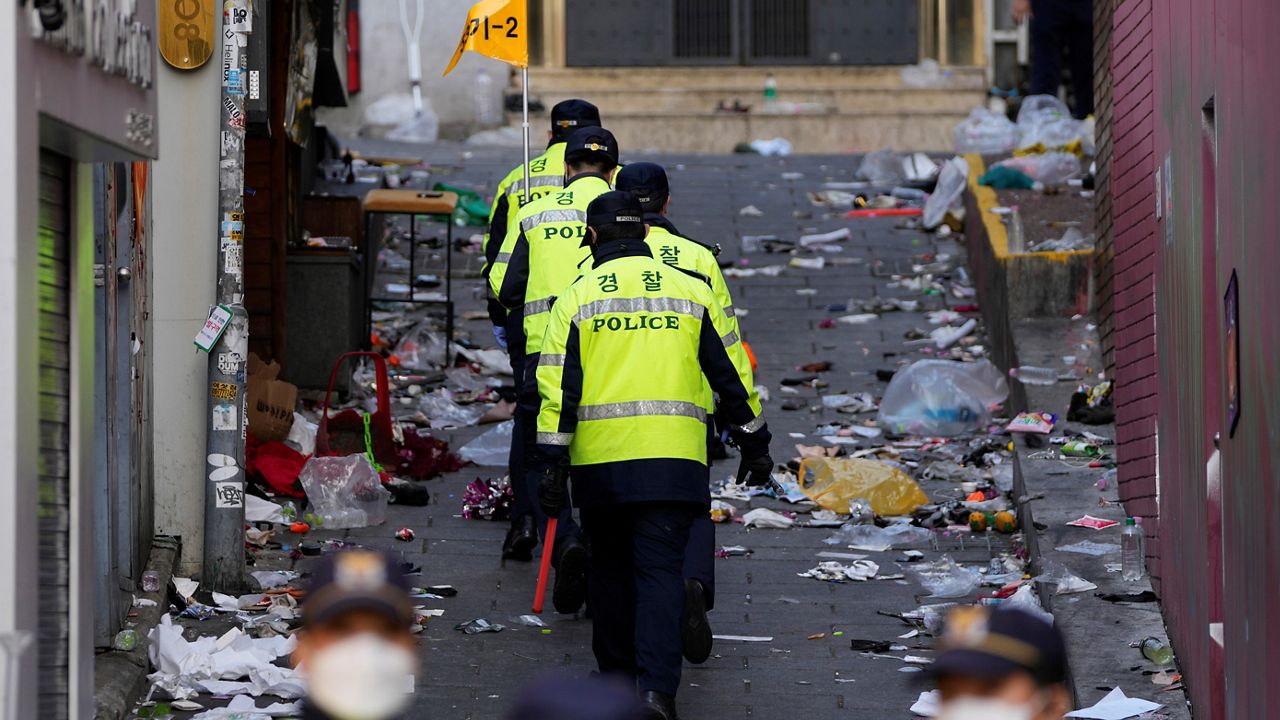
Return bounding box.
[1141,636,1173,665]
[1008,365,1058,385]
[1008,208,1027,253]
[1122,517,1145,582]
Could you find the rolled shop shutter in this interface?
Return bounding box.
[37,149,73,720]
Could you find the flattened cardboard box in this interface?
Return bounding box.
[247,352,297,441]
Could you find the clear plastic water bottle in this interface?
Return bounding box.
[1121,517,1145,582]
[474,70,499,126]
[1008,366,1059,385]
[763,72,777,106]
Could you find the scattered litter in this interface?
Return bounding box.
[930,318,978,349]
[790,256,825,270]
[461,477,513,521]
[992,152,1081,186]
[1064,688,1162,719]
[455,618,506,634]
[1006,411,1058,434]
[741,508,795,529]
[799,560,880,582]
[910,689,941,717]
[911,556,981,598]
[710,500,738,523]
[297,455,391,529]
[192,696,301,718]
[739,205,764,217]
[799,456,930,516]
[877,359,1009,436]
[723,265,786,278]
[849,639,893,653]
[1031,226,1096,252]
[1004,585,1053,625]
[817,551,868,561]
[1056,540,1122,556]
[1033,560,1098,595]
[513,615,548,628]
[921,156,969,230]
[798,228,851,247]
[749,137,793,156]
[244,495,286,524]
[395,527,416,542]
[824,522,932,552]
[1066,515,1120,530]
[953,106,1018,154]
[898,629,919,639]
[712,635,774,642]
[1097,591,1159,604]
[457,421,513,466]
[250,571,298,590]
[147,615,303,700]
[717,545,753,557]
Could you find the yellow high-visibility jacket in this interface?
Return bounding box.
[488,173,612,356]
[642,214,738,335]
[534,241,765,507]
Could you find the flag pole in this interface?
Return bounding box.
[521,63,531,204]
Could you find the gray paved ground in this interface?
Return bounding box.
[157,144,1012,719]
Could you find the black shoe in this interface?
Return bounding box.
[502,515,537,561]
[552,536,588,614]
[639,691,679,720]
[681,579,713,664]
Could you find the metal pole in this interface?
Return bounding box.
[203,0,253,593]
[522,66,531,204]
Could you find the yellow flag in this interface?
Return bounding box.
[443,0,528,76]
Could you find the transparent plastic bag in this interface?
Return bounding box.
[419,391,488,429]
[877,360,1009,436]
[922,156,970,230]
[953,107,1018,154]
[911,555,981,598]
[298,455,390,529]
[799,457,931,516]
[457,421,513,466]
[1016,95,1082,153]
[393,320,448,371]
[823,522,933,550]
[1016,94,1071,128]
[855,149,906,184]
[992,153,1081,186]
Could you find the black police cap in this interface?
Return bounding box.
[302,549,415,628]
[586,191,645,235]
[564,127,619,167]
[615,162,670,211]
[551,99,602,141]
[930,606,1068,687]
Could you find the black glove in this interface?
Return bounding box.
[536,460,570,518]
[736,452,775,487]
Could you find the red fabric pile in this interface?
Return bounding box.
[246,434,308,498]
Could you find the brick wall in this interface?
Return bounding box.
[1092,0,1115,371]
[1107,0,1160,584]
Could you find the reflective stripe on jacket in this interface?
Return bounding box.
[534,244,763,481]
[483,142,569,273]
[488,174,612,355]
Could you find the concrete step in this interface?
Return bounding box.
[537,87,982,115]
[529,64,987,92]
[548,110,965,153]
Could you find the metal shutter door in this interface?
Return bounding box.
[37,149,72,720]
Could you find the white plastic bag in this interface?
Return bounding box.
[1016,95,1082,152]
[823,522,932,551]
[393,320,448,371]
[856,149,905,184]
[458,421,513,466]
[911,555,981,598]
[992,153,1081,186]
[877,360,1009,436]
[298,455,390,529]
[419,390,488,429]
[922,156,970,230]
[953,107,1018,154]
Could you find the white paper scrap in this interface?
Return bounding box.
[1064,687,1162,719]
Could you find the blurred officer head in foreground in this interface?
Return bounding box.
[294,550,418,720]
[508,675,646,720]
[930,606,1071,720]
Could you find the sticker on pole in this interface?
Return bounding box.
[214,481,245,508]
[208,453,240,482]
[212,403,237,431]
[195,304,233,352]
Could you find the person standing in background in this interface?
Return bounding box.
[1012,0,1095,118]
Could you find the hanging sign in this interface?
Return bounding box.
[159,0,217,69]
[443,0,528,76]
[194,304,233,352]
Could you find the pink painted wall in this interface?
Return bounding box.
[1110,0,1280,717]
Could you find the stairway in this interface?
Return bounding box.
[522,65,986,153]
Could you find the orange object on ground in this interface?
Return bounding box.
[289,522,310,534]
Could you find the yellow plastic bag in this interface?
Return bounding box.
[798,457,930,516]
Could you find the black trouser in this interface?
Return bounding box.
[581,501,703,696]
[506,315,532,523]
[520,352,579,542]
[1030,0,1094,118]
[683,514,715,610]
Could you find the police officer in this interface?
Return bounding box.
[488,126,621,612]
[615,162,742,665]
[485,99,602,562]
[1012,0,1094,118]
[531,192,774,720]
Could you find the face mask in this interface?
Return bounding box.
[937,696,1036,720]
[306,633,415,720]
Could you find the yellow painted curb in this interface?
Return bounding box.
[965,153,1092,265]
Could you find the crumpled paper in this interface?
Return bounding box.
[147,616,304,700]
[798,560,880,582]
